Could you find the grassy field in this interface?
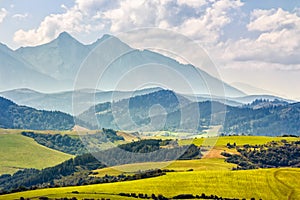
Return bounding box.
[0,129,73,174]
[93,158,236,176]
[179,135,300,147]
[1,168,299,200]
[0,130,299,199]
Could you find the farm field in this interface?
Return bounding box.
[0,129,299,199]
[179,135,300,147]
[1,168,299,200]
[0,129,73,174]
[93,158,236,176]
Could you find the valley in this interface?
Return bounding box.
[0,127,299,199]
[0,28,299,200]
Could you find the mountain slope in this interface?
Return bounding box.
[223,102,300,136]
[0,131,72,175]
[0,97,74,130]
[4,32,245,97]
[231,82,284,96]
[15,32,91,81]
[78,89,192,131]
[0,87,162,114]
[0,44,58,92]
[79,89,300,136]
[81,43,245,97]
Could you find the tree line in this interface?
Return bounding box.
[21,128,124,155]
[222,140,300,169]
[0,139,201,194]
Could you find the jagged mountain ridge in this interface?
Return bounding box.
[1,32,244,97]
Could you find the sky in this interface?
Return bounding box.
[0,0,300,100]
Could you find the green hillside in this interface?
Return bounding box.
[0,129,73,174]
[0,97,75,130]
[0,133,299,199]
[179,135,300,147]
[1,168,299,200]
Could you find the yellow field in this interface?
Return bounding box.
[93,158,236,176]
[0,130,299,199]
[179,135,300,147]
[1,168,299,200]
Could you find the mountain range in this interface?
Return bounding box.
[1,89,299,136]
[0,32,244,97]
[78,89,300,136]
[0,87,162,115]
[0,87,294,115]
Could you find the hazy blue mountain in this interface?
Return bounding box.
[15,32,91,81]
[243,99,289,109]
[231,82,283,96]
[0,32,245,97]
[0,43,59,92]
[231,95,295,104]
[0,87,162,114]
[79,39,246,97]
[181,93,295,107]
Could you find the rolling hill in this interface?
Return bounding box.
[0,87,162,115]
[0,130,73,174]
[3,168,297,200]
[0,97,74,130]
[0,135,299,200]
[79,89,300,136]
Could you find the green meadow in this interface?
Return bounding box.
[179,135,300,147]
[0,129,73,174]
[0,129,299,200]
[1,168,299,200]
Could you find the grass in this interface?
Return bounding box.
[179,135,300,147]
[2,168,299,200]
[0,129,73,174]
[0,129,299,199]
[93,158,236,176]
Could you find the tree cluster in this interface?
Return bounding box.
[21,129,124,155]
[0,153,105,194]
[0,97,75,130]
[0,139,200,194]
[222,140,300,169]
[22,132,86,155]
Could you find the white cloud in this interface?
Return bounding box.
[218,8,300,68]
[14,5,105,46]
[0,8,8,24]
[12,13,29,20]
[103,0,170,32]
[13,0,116,46]
[175,0,243,43]
[13,0,243,46]
[247,8,300,32]
[177,0,207,8]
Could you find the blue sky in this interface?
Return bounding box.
[0,0,300,99]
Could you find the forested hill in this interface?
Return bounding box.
[0,97,74,130]
[223,102,300,136]
[79,88,300,136]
